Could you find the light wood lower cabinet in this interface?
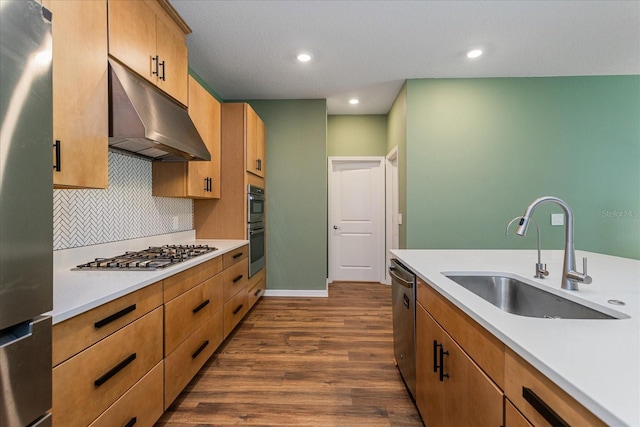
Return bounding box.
[89,361,164,427]
[223,258,249,301]
[223,287,248,338]
[505,400,534,427]
[505,348,607,427]
[416,278,504,426]
[164,311,223,408]
[52,308,163,427]
[164,274,223,355]
[52,281,162,366]
[416,303,503,426]
[53,245,263,425]
[248,275,266,309]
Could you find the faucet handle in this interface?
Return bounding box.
[535,263,549,278]
[582,257,592,284]
[567,257,592,284]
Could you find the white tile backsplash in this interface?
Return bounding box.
[53,151,192,250]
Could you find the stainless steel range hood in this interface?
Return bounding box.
[108,59,210,161]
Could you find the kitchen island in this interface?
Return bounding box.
[391,249,639,426]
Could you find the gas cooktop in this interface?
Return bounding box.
[73,244,217,271]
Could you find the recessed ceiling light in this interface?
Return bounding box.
[466,49,483,59]
[297,53,312,63]
[349,98,360,105]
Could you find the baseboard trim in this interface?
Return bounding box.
[264,289,328,298]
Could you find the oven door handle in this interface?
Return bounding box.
[249,228,265,236]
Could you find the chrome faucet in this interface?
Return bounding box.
[515,196,591,291]
[506,216,548,279]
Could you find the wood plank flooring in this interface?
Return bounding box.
[156,282,424,426]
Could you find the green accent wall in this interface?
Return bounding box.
[248,100,328,290]
[387,83,408,248]
[404,76,640,259]
[327,115,387,156]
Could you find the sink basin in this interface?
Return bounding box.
[444,274,622,319]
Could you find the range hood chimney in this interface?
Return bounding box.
[108,59,210,161]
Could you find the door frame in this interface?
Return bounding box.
[385,147,399,285]
[327,156,386,284]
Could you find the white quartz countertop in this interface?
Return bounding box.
[51,231,248,325]
[390,249,640,427]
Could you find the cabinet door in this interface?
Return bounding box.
[416,305,446,426]
[108,0,157,85]
[155,8,189,105]
[445,335,503,427]
[186,76,221,198]
[256,116,266,177]
[46,0,108,189]
[245,105,260,176]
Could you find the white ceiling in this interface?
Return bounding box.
[169,0,640,115]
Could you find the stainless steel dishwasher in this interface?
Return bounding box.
[390,258,416,399]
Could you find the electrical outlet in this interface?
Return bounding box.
[551,213,564,226]
[172,216,180,230]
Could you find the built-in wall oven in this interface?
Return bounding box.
[248,185,265,277]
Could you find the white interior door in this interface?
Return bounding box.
[328,157,385,283]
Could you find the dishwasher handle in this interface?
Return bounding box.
[389,267,414,288]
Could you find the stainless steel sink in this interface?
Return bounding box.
[444,274,622,319]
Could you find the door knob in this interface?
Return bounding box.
[333,225,339,230]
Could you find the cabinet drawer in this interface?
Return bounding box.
[505,348,606,427]
[247,276,265,310]
[164,256,223,302]
[223,288,248,338]
[505,399,533,427]
[164,310,223,408]
[164,273,223,355]
[53,282,162,366]
[222,245,248,269]
[89,361,164,427]
[223,257,249,301]
[417,278,504,387]
[53,308,163,427]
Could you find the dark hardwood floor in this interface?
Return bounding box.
[157,282,424,426]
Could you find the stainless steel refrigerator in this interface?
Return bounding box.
[0,1,53,426]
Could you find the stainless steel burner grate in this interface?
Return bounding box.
[73,245,217,271]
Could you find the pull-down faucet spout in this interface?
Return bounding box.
[516,196,591,291]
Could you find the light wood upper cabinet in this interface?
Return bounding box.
[246,105,266,178]
[108,0,189,105]
[152,76,221,199]
[44,0,108,189]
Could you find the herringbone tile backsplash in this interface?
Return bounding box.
[53,151,192,250]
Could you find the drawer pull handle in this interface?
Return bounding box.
[124,417,137,427]
[433,340,439,373]
[192,340,209,359]
[233,275,243,283]
[53,140,61,171]
[254,288,262,297]
[94,353,136,387]
[522,387,570,427]
[233,252,243,259]
[94,304,136,329]
[233,304,244,315]
[192,299,210,314]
